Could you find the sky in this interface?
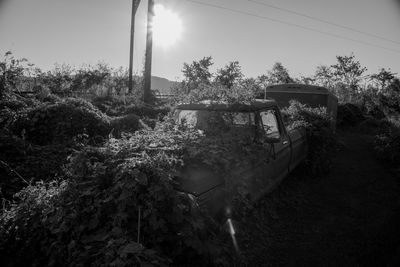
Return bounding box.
[1,0,400,81]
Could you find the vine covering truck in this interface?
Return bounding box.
[261,83,338,131]
[172,99,308,222]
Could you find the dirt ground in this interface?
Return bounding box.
[232,129,400,266]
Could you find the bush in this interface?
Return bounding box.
[0,180,70,267]
[91,95,127,116]
[110,114,148,137]
[337,103,365,127]
[11,98,111,145]
[171,83,258,104]
[91,95,169,118]
[40,93,62,103]
[363,100,385,119]
[0,130,73,199]
[0,51,30,100]
[0,99,28,111]
[0,108,17,129]
[31,85,62,103]
[123,104,170,119]
[282,100,337,177]
[0,128,226,266]
[374,126,400,167]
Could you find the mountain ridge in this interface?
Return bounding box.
[149,76,178,94]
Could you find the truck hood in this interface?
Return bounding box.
[174,164,224,196]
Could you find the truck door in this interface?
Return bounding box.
[287,128,307,172]
[260,109,291,183]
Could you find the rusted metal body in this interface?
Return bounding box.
[261,83,338,130]
[173,100,308,221]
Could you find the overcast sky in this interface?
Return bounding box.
[1,0,400,81]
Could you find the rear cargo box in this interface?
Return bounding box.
[258,83,338,130]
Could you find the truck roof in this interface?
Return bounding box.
[266,83,332,95]
[175,99,278,112]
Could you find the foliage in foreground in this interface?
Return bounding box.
[11,98,111,145]
[0,125,227,266]
[374,123,400,168]
[0,130,73,200]
[0,103,339,266]
[0,95,156,202]
[0,97,342,267]
[282,100,337,176]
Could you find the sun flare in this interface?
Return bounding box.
[152,4,183,48]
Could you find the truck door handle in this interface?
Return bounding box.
[282,140,289,145]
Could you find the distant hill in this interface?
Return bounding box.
[150,76,179,94]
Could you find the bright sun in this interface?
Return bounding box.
[152,4,183,48]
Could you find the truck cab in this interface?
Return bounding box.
[173,100,307,220]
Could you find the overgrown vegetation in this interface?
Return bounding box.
[11,98,111,145]
[373,119,400,173]
[0,127,228,266]
[1,50,399,266]
[282,100,337,176]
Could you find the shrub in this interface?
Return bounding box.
[123,104,170,119]
[171,83,258,104]
[0,98,29,129]
[337,103,365,127]
[39,93,62,103]
[0,51,31,100]
[91,95,168,118]
[0,108,17,129]
[0,130,73,199]
[356,92,386,119]
[11,98,111,145]
[374,126,400,167]
[0,98,28,111]
[91,95,126,115]
[31,85,62,103]
[110,114,148,137]
[0,180,70,266]
[141,117,158,129]
[0,128,226,266]
[363,100,386,119]
[282,100,337,177]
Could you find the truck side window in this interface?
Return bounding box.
[260,110,280,138]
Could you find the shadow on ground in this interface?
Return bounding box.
[231,129,400,267]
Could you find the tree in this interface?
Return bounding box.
[388,77,400,94]
[215,61,243,89]
[39,63,74,94]
[330,53,367,100]
[71,63,112,94]
[240,77,262,97]
[265,62,294,84]
[0,51,30,99]
[313,65,334,89]
[369,68,396,91]
[297,75,315,85]
[182,56,213,89]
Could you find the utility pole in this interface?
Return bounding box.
[128,0,141,94]
[143,0,154,104]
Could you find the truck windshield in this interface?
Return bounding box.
[175,109,255,130]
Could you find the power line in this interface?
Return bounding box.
[183,0,400,54]
[248,0,400,46]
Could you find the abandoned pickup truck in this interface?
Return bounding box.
[173,99,307,221]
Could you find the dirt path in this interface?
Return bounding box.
[235,130,400,266]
